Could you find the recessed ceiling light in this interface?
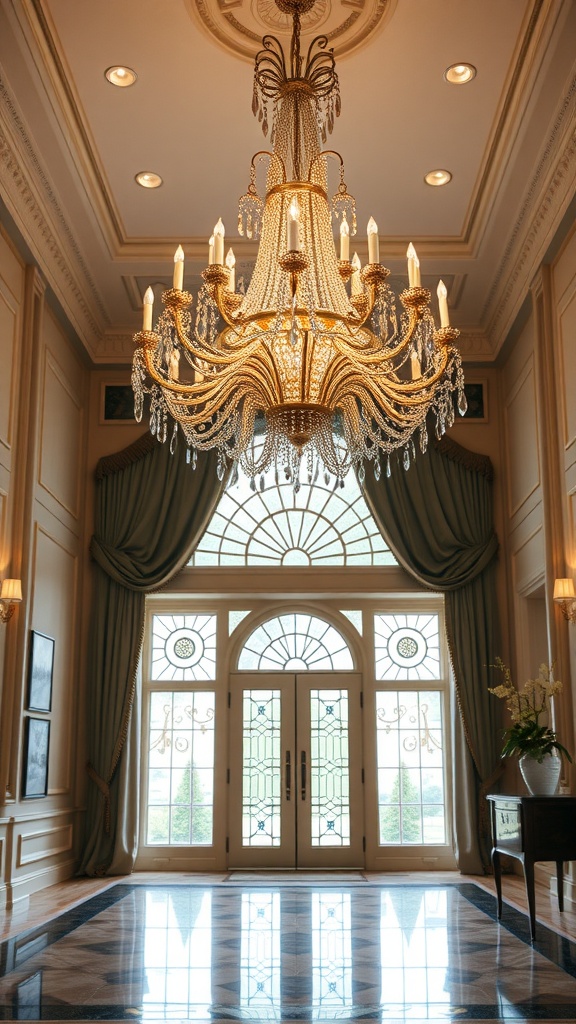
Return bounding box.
[105,65,138,88]
[135,171,163,189]
[444,63,476,85]
[425,169,452,187]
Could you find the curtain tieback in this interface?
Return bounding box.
[86,762,112,834]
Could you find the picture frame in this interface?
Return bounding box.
[22,718,50,799]
[27,631,54,713]
[100,383,136,423]
[13,971,42,1020]
[454,380,488,423]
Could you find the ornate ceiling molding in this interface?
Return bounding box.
[484,76,576,352]
[188,0,394,62]
[0,74,107,357]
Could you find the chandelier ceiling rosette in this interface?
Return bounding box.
[132,0,466,489]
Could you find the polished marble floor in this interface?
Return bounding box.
[1,876,576,1023]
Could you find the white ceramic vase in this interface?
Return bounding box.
[519,752,562,795]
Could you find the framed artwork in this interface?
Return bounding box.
[27,631,54,712]
[13,971,42,1019]
[22,718,50,799]
[100,384,135,423]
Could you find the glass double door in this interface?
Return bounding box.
[228,673,364,868]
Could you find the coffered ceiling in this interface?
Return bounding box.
[0,0,574,364]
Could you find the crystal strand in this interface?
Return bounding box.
[169,423,178,455]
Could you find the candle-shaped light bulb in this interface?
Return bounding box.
[367,216,379,264]
[142,286,154,330]
[173,245,184,289]
[407,243,421,287]
[351,252,362,295]
[340,213,350,261]
[287,196,301,251]
[226,247,236,292]
[437,279,450,327]
[208,234,215,265]
[213,218,225,264]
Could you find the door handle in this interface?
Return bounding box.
[301,750,306,800]
[285,750,291,801]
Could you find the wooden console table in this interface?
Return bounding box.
[487,794,576,941]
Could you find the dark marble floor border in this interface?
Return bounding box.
[1,881,576,1021]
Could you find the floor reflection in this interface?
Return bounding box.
[1,882,576,1021]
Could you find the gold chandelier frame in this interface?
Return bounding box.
[132,0,466,487]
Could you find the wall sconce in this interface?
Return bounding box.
[554,578,576,623]
[0,579,22,624]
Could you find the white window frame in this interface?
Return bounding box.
[137,575,455,872]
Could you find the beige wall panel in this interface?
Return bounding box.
[504,354,540,519]
[0,265,21,462]
[568,490,576,574]
[0,227,24,301]
[30,523,78,795]
[552,223,576,307]
[512,525,545,595]
[38,349,83,523]
[557,289,576,458]
[16,822,73,867]
[509,501,544,556]
[503,310,535,391]
[0,483,8,576]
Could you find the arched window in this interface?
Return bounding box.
[237,613,354,671]
[191,440,395,566]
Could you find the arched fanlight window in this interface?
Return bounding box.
[191,437,395,567]
[237,613,354,671]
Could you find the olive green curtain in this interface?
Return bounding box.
[362,435,503,871]
[79,435,224,876]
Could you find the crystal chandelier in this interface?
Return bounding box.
[132,0,466,487]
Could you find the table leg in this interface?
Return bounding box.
[523,859,536,942]
[492,849,503,920]
[556,861,565,912]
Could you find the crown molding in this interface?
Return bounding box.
[0,74,107,358]
[483,74,576,354]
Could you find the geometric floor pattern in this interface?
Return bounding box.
[1,882,576,1021]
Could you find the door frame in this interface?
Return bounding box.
[228,671,365,869]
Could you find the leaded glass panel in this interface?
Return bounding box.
[310,690,351,847]
[238,614,354,671]
[151,614,216,680]
[190,437,394,566]
[242,690,282,846]
[147,691,215,845]
[376,690,446,845]
[374,613,440,680]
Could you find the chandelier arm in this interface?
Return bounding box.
[139,340,269,400]
[308,148,342,184]
[331,331,404,365]
[303,34,330,73]
[332,330,454,387]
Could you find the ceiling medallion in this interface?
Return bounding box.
[189,0,394,61]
